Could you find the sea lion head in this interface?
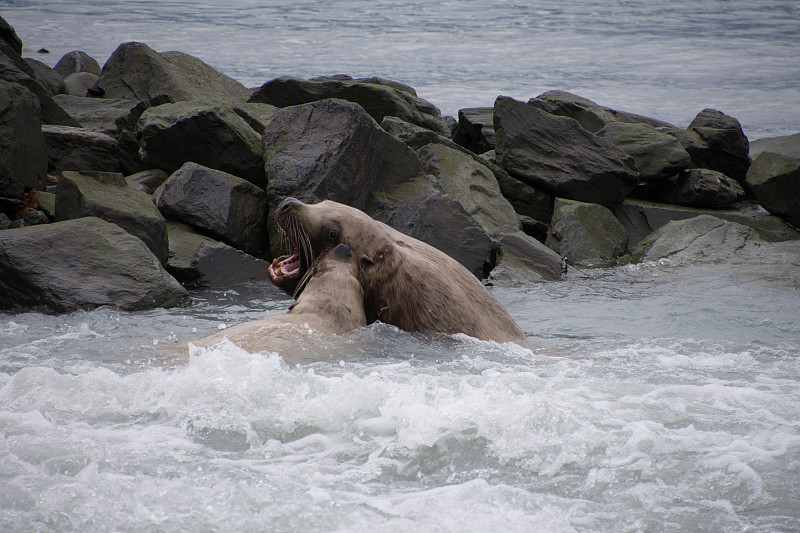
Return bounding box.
[269,198,394,294]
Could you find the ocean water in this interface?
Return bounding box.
[3,0,800,139]
[2,1,800,531]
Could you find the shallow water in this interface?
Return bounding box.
[2,262,799,532]
[4,0,800,138]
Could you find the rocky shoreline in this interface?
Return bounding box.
[1,17,799,313]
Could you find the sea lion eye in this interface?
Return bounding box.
[327,228,340,241]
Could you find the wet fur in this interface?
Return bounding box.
[275,199,526,343]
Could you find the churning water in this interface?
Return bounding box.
[2,1,800,531]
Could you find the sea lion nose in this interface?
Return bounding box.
[333,243,352,259]
[279,197,302,213]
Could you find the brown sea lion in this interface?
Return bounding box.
[193,243,366,357]
[268,198,526,344]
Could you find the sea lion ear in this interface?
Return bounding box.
[360,241,394,266]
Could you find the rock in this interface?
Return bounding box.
[487,231,564,285]
[165,221,272,288]
[53,50,102,77]
[53,94,137,135]
[154,162,268,257]
[670,169,745,208]
[42,125,119,175]
[230,102,279,134]
[545,198,629,267]
[23,58,67,96]
[0,42,80,126]
[262,98,422,255]
[746,152,800,228]
[0,16,23,56]
[137,100,265,186]
[55,170,169,264]
[126,169,169,194]
[0,80,48,199]
[528,90,675,133]
[452,107,495,154]
[14,209,50,226]
[249,75,449,134]
[89,41,251,103]
[481,152,554,224]
[614,198,799,245]
[667,108,751,184]
[0,217,188,312]
[64,72,98,96]
[596,122,691,184]
[619,215,761,265]
[750,132,800,160]
[380,115,454,150]
[493,95,639,207]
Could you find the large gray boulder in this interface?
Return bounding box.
[63,72,98,97]
[746,152,800,228]
[137,100,265,186]
[55,170,169,264]
[546,198,629,267]
[596,122,692,185]
[88,42,251,103]
[41,125,119,175]
[493,95,639,207]
[249,75,449,135]
[154,162,268,257]
[487,232,564,285]
[262,98,422,256]
[452,107,495,154]
[620,215,761,265]
[24,58,67,96]
[750,132,800,160]
[53,94,136,136]
[0,16,22,56]
[166,221,272,288]
[0,80,48,199]
[665,109,751,184]
[614,198,799,245]
[670,168,745,208]
[0,217,188,312]
[0,42,79,126]
[528,90,675,133]
[54,50,101,78]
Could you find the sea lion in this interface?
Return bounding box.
[193,243,366,356]
[268,198,526,343]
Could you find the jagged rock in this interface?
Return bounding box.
[230,102,279,134]
[614,198,799,245]
[746,152,800,228]
[126,169,169,194]
[165,221,272,288]
[487,231,563,285]
[619,215,761,265]
[750,132,800,160]
[262,98,422,256]
[54,50,101,77]
[53,94,136,135]
[24,58,67,96]
[0,16,23,56]
[528,90,675,133]
[0,217,188,312]
[545,198,629,267]
[249,75,449,134]
[55,170,169,264]
[0,42,79,126]
[154,162,268,257]
[42,125,119,175]
[0,80,48,199]
[665,108,751,184]
[88,41,251,103]
[597,122,691,184]
[670,169,745,208]
[452,107,495,154]
[494,95,639,207]
[380,115,453,149]
[480,151,554,224]
[137,100,265,186]
[64,72,98,96]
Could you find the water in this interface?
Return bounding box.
[2,1,800,531]
[3,0,800,139]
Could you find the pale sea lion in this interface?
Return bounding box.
[268,198,525,344]
[193,243,366,357]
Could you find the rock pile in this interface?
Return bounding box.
[1,19,798,312]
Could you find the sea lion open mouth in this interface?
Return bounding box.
[269,198,316,291]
